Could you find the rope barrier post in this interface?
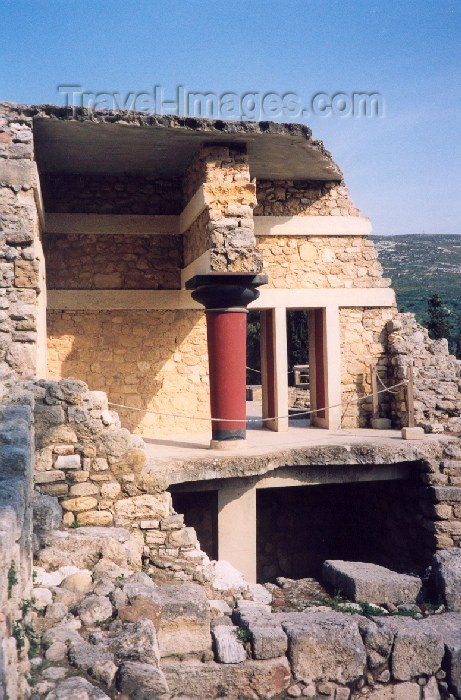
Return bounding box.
[407,363,415,428]
[371,364,379,420]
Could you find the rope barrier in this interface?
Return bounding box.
[376,372,402,395]
[108,379,409,424]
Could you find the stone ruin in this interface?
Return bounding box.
[0,101,460,698]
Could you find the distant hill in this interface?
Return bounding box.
[373,234,461,329]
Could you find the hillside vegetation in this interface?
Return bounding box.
[374,234,461,326]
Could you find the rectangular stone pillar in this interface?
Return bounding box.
[217,483,256,583]
[181,145,263,277]
[260,307,289,431]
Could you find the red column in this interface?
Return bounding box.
[186,274,267,448]
[206,310,247,443]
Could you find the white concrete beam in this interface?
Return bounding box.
[47,287,396,311]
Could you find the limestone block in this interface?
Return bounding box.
[69,482,99,497]
[76,510,114,527]
[282,611,366,684]
[250,623,288,660]
[157,583,211,657]
[377,617,444,681]
[114,494,172,526]
[61,570,93,594]
[32,587,53,610]
[60,496,98,513]
[44,676,110,700]
[117,661,170,699]
[118,572,162,628]
[163,657,291,699]
[32,493,62,541]
[322,560,421,606]
[55,454,81,470]
[38,527,143,570]
[212,625,247,663]
[426,613,461,697]
[360,683,420,699]
[100,482,121,499]
[168,526,197,548]
[14,258,40,288]
[402,427,425,440]
[432,548,461,611]
[92,619,161,666]
[77,594,113,626]
[34,470,65,484]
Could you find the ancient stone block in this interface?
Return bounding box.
[54,454,81,470]
[113,494,172,526]
[377,617,444,681]
[212,625,247,663]
[117,661,169,699]
[38,527,143,570]
[432,548,461,611]
[163,657,291,699]
[156,582,211,658]
[323,560,421,606]
[282,611,366,684]
[77,594,113,626]
[76,510,114,527]
[60,496,98,512]
[250,622,288,660]
[69,482,99,497]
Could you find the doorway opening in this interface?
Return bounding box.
[171,490,218,560]
[256,478,424,583]
[246,309,323,429]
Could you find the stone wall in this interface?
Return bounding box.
[42,173,182,215]
[32,379,209,582]
[46,309,210,435]
[258,236,391,289]
[254,180,359,216]
[182,145,262,272]
[340,307,395,429]
[387,313,461,433]
[44,233,182,290]
[0,395,34,700]
[0,103,46,386]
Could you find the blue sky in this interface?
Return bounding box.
[2,0,460,235]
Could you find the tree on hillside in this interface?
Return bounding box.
[426,294,451,342]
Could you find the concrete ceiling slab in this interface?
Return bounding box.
[31,108,343,181]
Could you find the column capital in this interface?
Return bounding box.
[186,274,267,311]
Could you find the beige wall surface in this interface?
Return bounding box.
[339,307,396,428]
[47,309,210,435]
[257,235,390,289]
[45,233,182,290]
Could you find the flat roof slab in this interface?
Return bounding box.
[141,426,446,491]
[28,107,342,180]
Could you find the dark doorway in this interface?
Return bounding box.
[257,478,423,582]
[171,490,218,560]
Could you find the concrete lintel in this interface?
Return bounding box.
[171,461,415,493]
[47,287,396,311]
[44,213,181,235]
[252,287,396,309]
[254,215,372,237]
[179,186,207,233]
